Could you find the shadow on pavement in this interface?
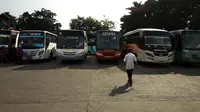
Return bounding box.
[109,84,133,96]
[11,56,116,71]
[0,63,18,68]
[117,61,200,76]
[10,56,200,76]
[0,60,30,68]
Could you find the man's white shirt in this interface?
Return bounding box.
[123,53,137,70]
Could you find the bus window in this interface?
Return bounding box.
[46,37,50,49]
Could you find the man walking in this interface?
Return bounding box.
[123,49,137,87]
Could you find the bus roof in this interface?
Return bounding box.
[60,29,85,32]
[0,29,19,33]
[123,28,168,37]
[170,29,200,33]
[97,30,120,32]
[20,30,57,36]
[0,29,11,35]
[59,30,86,37]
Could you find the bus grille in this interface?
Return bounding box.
[103,54,114,56]
[103,52,115,56]
[63,52,76,56]
[23,51,37,56]
[154,52,168,57]
[192,54,200,60]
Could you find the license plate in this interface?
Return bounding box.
[104,56,112,58]
[158,60,165,63]
[66,49,72,51]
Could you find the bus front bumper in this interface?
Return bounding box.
[57,55,85,61]
[22,55,45,60]
[96,55,121,60]
[143,57,174,64]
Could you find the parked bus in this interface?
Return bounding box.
[96,30,122,62]
[0,29,20,61]
[56,30,88,61]
[170,29,200,65]
[19,30,57,60]
[123,28,174,64]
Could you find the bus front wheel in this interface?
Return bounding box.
[182,62,191,67]
[48,52,53,61]
[88,51,91,55]
[97,59,101,64]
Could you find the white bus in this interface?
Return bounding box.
[19,30,57,60]
[56,30,88,62]
[123,28,174,64]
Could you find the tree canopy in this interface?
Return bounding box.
[1,1,200,35]
[0,12,16,29]
[17,8,61,34]
[120,0,200,34]
[69,16,115,40]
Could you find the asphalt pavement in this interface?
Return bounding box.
[0,56,200,112]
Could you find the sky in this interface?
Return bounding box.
[0,0,146,30]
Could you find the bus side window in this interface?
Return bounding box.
[174,33,181,50]
[54,36,57,43]
[46,34,50,49]
[131,32,140,44]
[169,34,175,49]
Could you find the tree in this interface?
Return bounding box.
[120,1,153,33]
[0,12,16,29]
[17,8,61,34]
[120,0,200,34]
[69,16,115,40]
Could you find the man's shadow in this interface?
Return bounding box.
[109,83,133,96]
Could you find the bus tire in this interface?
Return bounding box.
[52,51,56,60]
[182,62,191,67]
[115,60,120,64]
[61,60,66,64]
[97,59,101,64]
[88,51,91,55]
[48,52,53,61]
[84,54,87,60]
[165,63,171,68]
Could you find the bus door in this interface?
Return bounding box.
[9,32,19,60]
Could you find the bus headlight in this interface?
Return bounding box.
[96,52,103,56]
[168,52,174,58]
[115,53,121,56]
[76,52,84,56]
[145,52,154,57]
[38,51,44,56]
[56,51,63,56]
[184,53,191,59]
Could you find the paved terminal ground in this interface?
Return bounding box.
[0,56,200,112]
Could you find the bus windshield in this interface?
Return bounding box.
[96,32,120,50]
[182,31,200,49]
[57,36,84,49]
[19,32,44,49]
[144,31,171,45]
[58,30,85,49]
[0,34,10,45]
[145,37,171,45]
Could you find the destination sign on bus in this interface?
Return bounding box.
[0,30,11,35]
[183,31,200,36]
[101,32,116,36]
[0,34,10,38]
[20,32,44,36]
[62,36,79,39]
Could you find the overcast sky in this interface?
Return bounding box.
[0,0,146,30]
